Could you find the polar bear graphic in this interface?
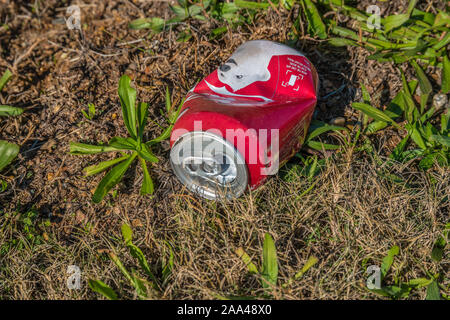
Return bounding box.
[217,40,304,92]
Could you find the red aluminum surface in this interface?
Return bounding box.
[170,40,318,189]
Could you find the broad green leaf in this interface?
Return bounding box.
[442,55,450,94]
[411,9,436,26]
[170,5,187,20]
[235,247,259,274]
[0,69,12,91]
[210,26,228,38]
[411,60,432,111]
[139,157,154,195]
[261,233,278,289]
[352,103,400,128]
[307,140,340,151]
[69,142,122,155]
[88,279,118,300]
[328,37,359,47]
[118,75,137,140]
[0,140,19,172]
[188,4,203,17]
[121,223,133,245]
[331,26,359,41]
[431,236,446,262]
[407,124,427,150]
[137,144,159,163]
[430,134,450,147]
[235,0,269,9]
[108,137,137,150]
[380,245,399,280]
[418,152,447,170]
[0,105,23,117]
[433,10,450,28]
[302,0,327,39]
[407,278,433,288]
[294,256,318,280]
[84,155,129,176]
[381,284,412,299]
[407,0,418,16]
[426,281,441,300]
[306,120,347,141]
[367,90,406,134]
[390,135,410,161]
[383,14,410,33]
[433,32,450,51]
[129,17,165,32]
[92,152,137,203]
[366,120,388,134]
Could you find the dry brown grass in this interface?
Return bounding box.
[1,148,448,299]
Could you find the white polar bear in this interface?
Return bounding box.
[217,40,304,92]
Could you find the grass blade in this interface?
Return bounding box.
[426,281,441,300]
[0,140,20,172]
[352,102,400,128]
[121,223,133,245]
[88,279,118,300]
[294,256,318,280]
[306,120,347,141]
[138,144,159,163]
[128,244,159,288]
[84,155,129,176]
[69,142,122,155]
[430,134,450,147]
[109,252,133,283]
[235,0,269,9]
[261,233,278,289]
[406,0,418,16]
[118,75,137,140]
[147,126,173,146]
[139,157,154,195]
[411,60,432,111]
[92,152,137,203]
[442,55,450,94]
[307,140,340,151]
[0,69,12,91]
[301,0,327,39]
[0,105,23,117]
[383,14,409,33]
[431,236,446,262]
[380,245,399,280]
[235,247,259,274]
[108,136,137,150]
[137,102,148,143]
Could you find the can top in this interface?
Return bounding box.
[190,40,316,104]
[170,131,249,200]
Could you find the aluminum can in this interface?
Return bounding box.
[170,40,318,200]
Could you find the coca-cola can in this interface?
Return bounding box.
[170,40,319,200]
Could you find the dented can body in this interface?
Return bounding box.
[170,40,318,200]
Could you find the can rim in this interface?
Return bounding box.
[170,131,249,200]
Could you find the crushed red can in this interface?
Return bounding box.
[170,40,318,200]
